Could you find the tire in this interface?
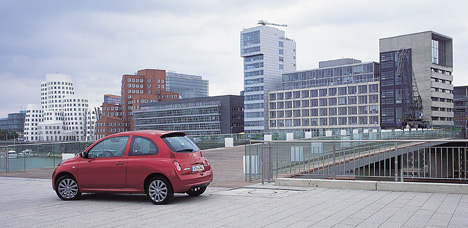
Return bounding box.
[146,177,173,204]
[186,186,206,197]
[55,175,81,200]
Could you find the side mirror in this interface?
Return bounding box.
[80,151,88,158]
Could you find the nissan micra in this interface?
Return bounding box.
[52,130,213,204]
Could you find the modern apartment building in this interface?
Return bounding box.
[241,23,296,133]
[379,31,454,128]
[133,95,244,135]
[121,69,181,131]
[166,72,209,99]
[268,59,380,135]
[24,74,97,142]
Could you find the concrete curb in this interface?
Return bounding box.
[276,178,468,194]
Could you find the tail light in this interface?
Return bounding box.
[173,161,182,173]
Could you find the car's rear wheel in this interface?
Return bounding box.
[186,186,206,197]
[56,175,81,200]
[147,177,173,204]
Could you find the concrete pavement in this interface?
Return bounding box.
[1,177,468,228]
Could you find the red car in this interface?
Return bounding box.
[52,130,212,204]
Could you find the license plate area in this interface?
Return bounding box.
[191,164,205,172]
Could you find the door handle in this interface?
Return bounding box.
[116,161,124,166]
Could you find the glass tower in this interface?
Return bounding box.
[241,24,296,133]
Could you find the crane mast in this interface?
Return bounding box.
[396,48,426,128]
[257,20,287,27]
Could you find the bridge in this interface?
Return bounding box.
[245,129,468,184]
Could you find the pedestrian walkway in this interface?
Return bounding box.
[1,177,467,227]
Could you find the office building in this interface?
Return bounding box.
[454,86,468,128]
[103,94,121,105]
[241,23,296,133]
[379,31,454,128]
[0,111,26,133]
[133,95,244,135]
[166,72,209,99]
[268,59,380,135]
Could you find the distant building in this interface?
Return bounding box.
[95,94,124,139]
[121,69,181,131]
[166,72,209,99]
[133,95,244,135]
[454,86,468,128]
[23,74,97,142]
[379,31,454,128]
[103,94,121,105]
[0,111,26,133]
[241,23,296,133]
[268,59,380,135]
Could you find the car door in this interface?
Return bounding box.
[77,136,130,189]
[125,136,161,190]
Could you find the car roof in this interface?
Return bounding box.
[108,130,186,138]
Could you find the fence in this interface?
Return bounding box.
[245,139,468,184]
[2,141,94,172]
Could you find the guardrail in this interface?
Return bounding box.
[245,139,468,184]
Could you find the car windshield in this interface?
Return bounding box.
[163,136,200,153]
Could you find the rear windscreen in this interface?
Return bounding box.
[162,136,200,153]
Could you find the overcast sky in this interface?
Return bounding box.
[1,0,468,117]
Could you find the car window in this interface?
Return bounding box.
[163,136,200,153]
[88,136,129,158]
[129,136,159,156]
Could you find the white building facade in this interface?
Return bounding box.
[24,74,96,142]
[241,24,296,133]
[269,59,381,135]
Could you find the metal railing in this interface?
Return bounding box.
[245,139,468,184]
[1,141,93,172]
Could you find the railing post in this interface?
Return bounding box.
[333,144,336,180]
[394,142,398,182]
[244,143,247,182]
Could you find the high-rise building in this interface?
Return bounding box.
[241,23,296,133]
[166,72,209,99]
[121,69,181,131]
[24,74,96,142]
[379,31,454,128]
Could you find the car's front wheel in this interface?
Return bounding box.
[55,175,81,200]
[186,186,206,197]
[147,177,173,204]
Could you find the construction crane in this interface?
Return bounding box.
[257,20,287,27]
[396,48,427,128]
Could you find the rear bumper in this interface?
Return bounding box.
[172,169,213,193]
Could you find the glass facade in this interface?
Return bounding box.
[134,101,222,135]
[282,63,379,90]
[166,73,209,99]
[241,26,296,133]
[134,95,244,135]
